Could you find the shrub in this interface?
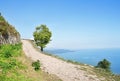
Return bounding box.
[96,59,111,71]
[32,60,40,71]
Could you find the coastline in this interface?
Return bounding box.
[45,48,120,74]
[22,39,120,81]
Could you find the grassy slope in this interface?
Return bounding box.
[29,40,120,81]
[0,43,62,81]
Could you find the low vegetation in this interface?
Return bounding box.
[0,43,29,81]
[0,43,62,81]
[32,60,41,71]
[0,15,20,37]
[96,59,111,72]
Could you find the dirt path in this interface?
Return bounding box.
[22,40,101,81]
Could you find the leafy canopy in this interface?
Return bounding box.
[96,59,111,71]
[33,24,52,51]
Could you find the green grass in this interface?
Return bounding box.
[0,43,30,81]
[0,43,62,81]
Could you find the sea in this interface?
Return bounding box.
[45,49,120,74]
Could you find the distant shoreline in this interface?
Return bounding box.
[44,48,120,75]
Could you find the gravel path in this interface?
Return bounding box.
[22,40,101,81]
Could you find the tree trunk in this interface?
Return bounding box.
[41,46,43,51]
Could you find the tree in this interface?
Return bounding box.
[96,59,111,71]
[33,24,52,51]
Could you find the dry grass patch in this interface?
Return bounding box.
[16,51,62,81]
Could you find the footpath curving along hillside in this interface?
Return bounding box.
[22,40,105,81]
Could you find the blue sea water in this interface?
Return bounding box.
[45,49,120,74]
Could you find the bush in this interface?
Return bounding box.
[32,60,40,71]
[96,59,111,71]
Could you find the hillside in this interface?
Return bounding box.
[0,15,61,81]
[22,40,120,81]
[0,15,20,44]
[0,42,61,81]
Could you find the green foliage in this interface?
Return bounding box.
[33,24,52,51]
[4,50,12,58]
[0,15,5,21]
[0,44,22,58]
[0,15,20,37]
[0,59,17,73]
[0,44,21,72]
[32,60,40,71]
[12,43,22,50]
[96,59,111,71]
[0,73,32,81]
[0,43,31,81]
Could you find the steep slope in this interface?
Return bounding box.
[0,15,20,44]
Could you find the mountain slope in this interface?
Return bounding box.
[0,15,20,44]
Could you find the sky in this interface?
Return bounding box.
[0,0,120,49]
